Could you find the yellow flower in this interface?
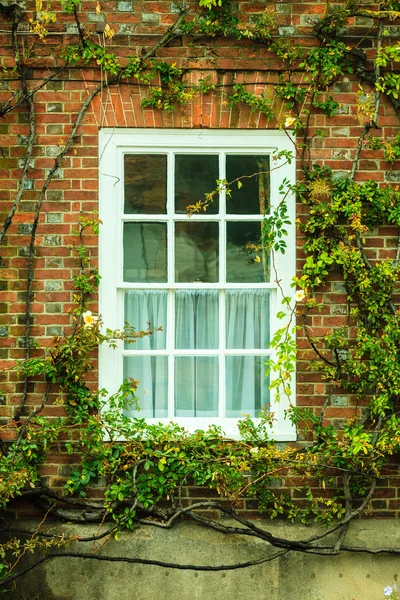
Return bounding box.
[254,255,261,263]
[104,23,115,40]
[82,311,99,328]
[295,290,305,302]
[284,115,296,128]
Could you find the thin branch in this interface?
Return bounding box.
[318,384,338,430]
[73,5,87,47]
[141,9,188,62]
[350,124,373,182]
[0,67,65,118]
[341,546,400,555]
[301,313,336,368]
[0,15,35,246]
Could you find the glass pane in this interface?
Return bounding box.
[226,155,270,215]
[175,222,219,282]
[175,155,219,214]
[226,221,269,283]
[123,222,167,282]
[124,290,167,349]
[124,154,167,214]
[175,290,219,349]
[175,357,218,417]
[123,356,168,418]
[226,356,269,418]
[226,290,270,349]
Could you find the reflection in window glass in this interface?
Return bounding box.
[124,290,167,349]
[175,357,218,417]
[226,356,269,418]
[123,222,167,282]
[226,155,270,215]
[175,155,219,214]
[226,222,269,283]
[124,154,167,214]
[123,356,168,418]
[175,222,219,282]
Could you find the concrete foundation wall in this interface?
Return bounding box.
[7,520,400,600]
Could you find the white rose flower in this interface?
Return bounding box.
[295,290,305,302]
[82,311,99,328]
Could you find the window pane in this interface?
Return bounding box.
[226,290,270,349]
[175,290,219,349]
[175,222,219,283]
[123,222,167,282]
[226,222,269,283]
[124,154,167,214]
[175,155,219,214]
[226,155,270,215]
[226,356,269,418]
[123,356,168,418]
[124,290,167,349]
[175,357,218,417]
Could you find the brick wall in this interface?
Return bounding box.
[1,0,400,517]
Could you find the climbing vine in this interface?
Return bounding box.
[1,0,400,592]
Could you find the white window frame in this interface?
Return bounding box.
[99,128,296,441]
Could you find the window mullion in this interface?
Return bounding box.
[219,290,225,420]
[118,166,125,392]
[220,151,226,283]
[167,151,174,285]
[219,152,226,420]
[168,289,175,419]
[167,151,175,419]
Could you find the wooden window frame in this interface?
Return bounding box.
[99,128,296,441]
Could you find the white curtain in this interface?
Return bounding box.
[123,290,168,418]
[122,289,270,419]
[226,289,270,349]
[225,289,270,417]
[175,289,218,349]
[123,356,168,418]
[124,290,167,350]
[175,290,219,416]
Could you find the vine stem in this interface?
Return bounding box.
[0,548,290,588]
[350,18,383,182]
[13,6,189,422]
[0,14,35,246]
[0,66,66,118]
